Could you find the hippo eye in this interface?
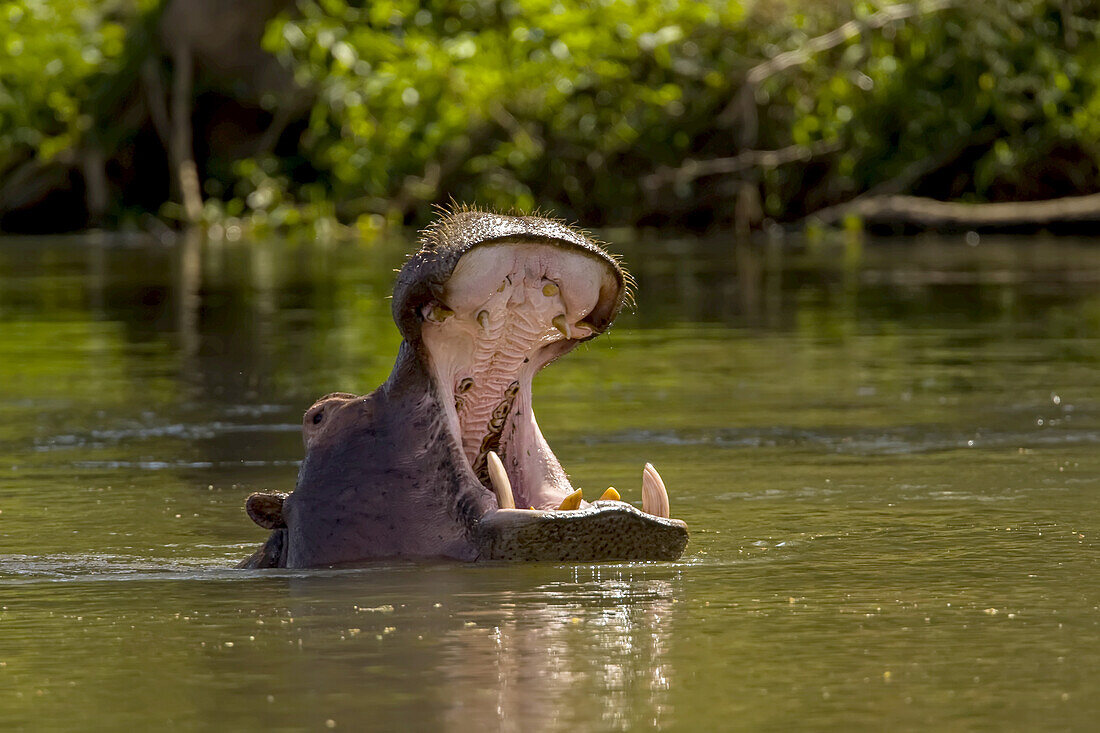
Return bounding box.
[312,410,324,425]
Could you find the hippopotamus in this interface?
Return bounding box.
[240,208,688,568]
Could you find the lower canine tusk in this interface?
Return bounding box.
[487,451,515,509]
[557,488,583,511]
[641,463,670,518]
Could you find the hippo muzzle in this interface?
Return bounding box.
[240,208,688,568]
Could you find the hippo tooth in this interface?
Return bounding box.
[552,314,571,339]
[542,281,560,297]
[424,303,454,323]
[487,451,515,509]
[477,310,490,330]
[641,463,670,518]
[557,488,583,511]
[599,487,620,501]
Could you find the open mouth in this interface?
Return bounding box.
[238,212,689,568]
[418,239,681,533]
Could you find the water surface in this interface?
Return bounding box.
[1,231,1098,730]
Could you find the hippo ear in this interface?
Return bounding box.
[246,492,289,530]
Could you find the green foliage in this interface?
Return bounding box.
[238,0,1100,228]
[249,0,749,225]
[0,0,154,171]
[3,0,1100,230]
[765,0,1100,212]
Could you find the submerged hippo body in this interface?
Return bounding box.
[240,208,687,568]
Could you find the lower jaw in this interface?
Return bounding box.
[479,433,675,526]
[474,501,689,562]
[442,358,676,522]
[459,382,574,511]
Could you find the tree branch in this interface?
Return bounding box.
[170,42,203,224]
[811,192,1100,229]
[642,140,840,191]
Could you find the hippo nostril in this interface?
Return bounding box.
[312,410,324,424]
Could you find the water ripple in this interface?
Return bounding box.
[36,421,301,450]
[583,426,1100,455]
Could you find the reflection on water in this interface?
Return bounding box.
[0,231,1098,730]
[434,575,675,731]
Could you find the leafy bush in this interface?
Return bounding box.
[247,0,1100,228]
[0,0,153,170]
[3,0,1099,231]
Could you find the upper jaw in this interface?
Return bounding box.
[392,209,629,345]
[420,240,624,510]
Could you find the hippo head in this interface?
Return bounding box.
[240,208,687,568]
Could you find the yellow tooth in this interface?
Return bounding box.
[552,314,571,339]
[572,316,598,334]
[641,463,670,518]
[542,281,560,297]
[557,488,583,511]
[487,451,515,509]
[427,304,454,323]
[477,310,490,330]
[599,487,620,501]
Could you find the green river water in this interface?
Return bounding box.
[0,231,1098,731]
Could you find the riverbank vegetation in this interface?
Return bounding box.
[1,0,1098,235]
